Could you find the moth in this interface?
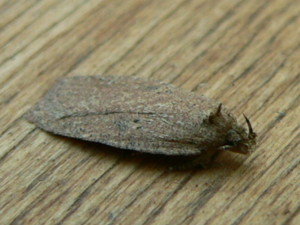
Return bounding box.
[25,75,257,169]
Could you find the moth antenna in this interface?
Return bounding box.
[208,103,222,124]
[217,103,222,115]
[243,114,256,139]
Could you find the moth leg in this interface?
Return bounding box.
[168,150,218,170]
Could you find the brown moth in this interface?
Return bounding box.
[25,75,257,169]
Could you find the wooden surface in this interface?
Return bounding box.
[0,0,299,224]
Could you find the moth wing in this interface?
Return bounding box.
[26,76,217,155]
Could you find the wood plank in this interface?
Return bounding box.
[0,0,299,224]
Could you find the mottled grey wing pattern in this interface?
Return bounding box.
[25,76,221,155]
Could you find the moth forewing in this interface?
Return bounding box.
[26,75,257,168]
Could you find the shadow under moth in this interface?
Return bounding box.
[25,75,257,169]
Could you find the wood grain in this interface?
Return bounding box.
[0,0,299,224]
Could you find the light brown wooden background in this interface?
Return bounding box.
[0,0,299,224]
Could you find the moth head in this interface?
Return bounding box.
[222,115,257,154]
